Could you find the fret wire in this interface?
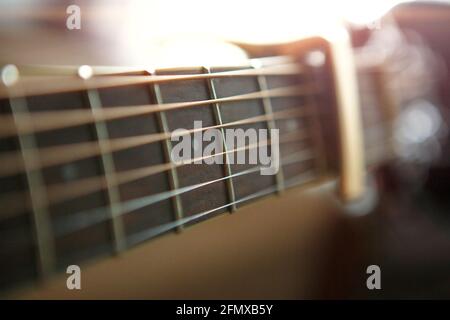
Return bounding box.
[150,78,184,231]
[203,66,236,212]
[0,128,310,221]
[252,63,285,193]
[85,88,126,253]
[0,107,308,178]
[0,84,315,139]
[54,148,316,237]
[7,91,56,278]
[127,168,319,248]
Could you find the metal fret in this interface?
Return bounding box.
[84,70,126,253]
[203,67,237,212]
[252,62,285,193]
[150,76,185,230]
[2,64,56,278]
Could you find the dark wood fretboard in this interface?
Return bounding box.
[0,55,338,291]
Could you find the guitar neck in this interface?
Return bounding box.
[0,50,344,290]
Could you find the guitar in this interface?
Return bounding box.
[1,1,450,298]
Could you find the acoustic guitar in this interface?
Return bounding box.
[1,1,450,299]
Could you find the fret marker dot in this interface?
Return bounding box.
[1,64,19,87]
[305,50,326,67]
[78,65,93,79]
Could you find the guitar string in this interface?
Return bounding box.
[0,61,324,258]
[48,126,309,204]
[0,147,317,243]
[29,167,319,266]
[0,68,317,218]
[0,106,311,177]
[0,83,316,139]
[0,126,312,220]
[15,56,295,76]
[0,63,304,99]
[126,169,319,248]
[5,170,318,276]
[53,149,317,237]
[0,50,402,274]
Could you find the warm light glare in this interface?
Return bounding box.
[340,0,401,25]
[127,0,404,42]
[118,0,405,65]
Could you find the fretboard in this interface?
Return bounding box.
[0,55,338,291]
